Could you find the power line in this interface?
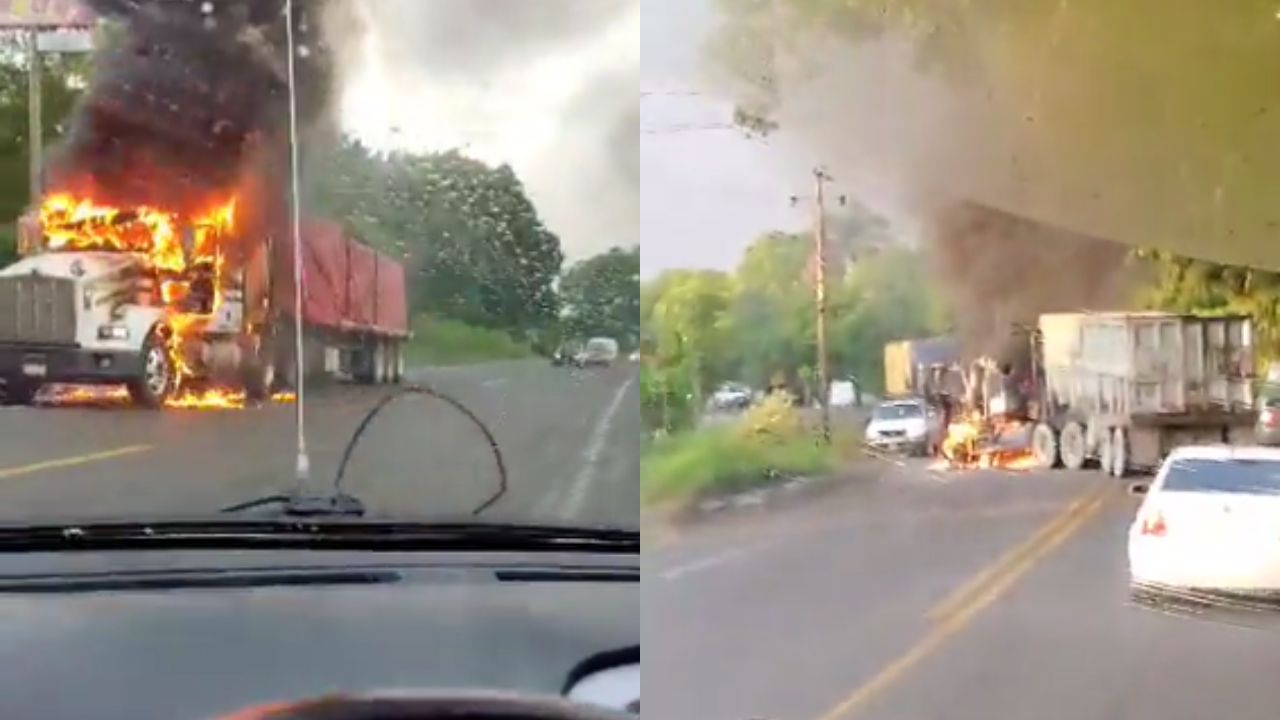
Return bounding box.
[640,90,706,97]
[640,123,741,135]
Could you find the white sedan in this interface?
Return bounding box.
[1129,444,1280,596]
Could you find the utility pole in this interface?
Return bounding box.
[27,28,42,205]
[791,168,845,444]
[813,168,831,443]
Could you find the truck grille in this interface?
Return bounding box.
[0,275,77,345]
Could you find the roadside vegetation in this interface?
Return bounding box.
[403,316,535,366]
[639,205,951,507]
[640,211,951,438]
[642,394,841,507]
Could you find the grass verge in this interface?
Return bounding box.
[403,316,535,366]
[641,424,835,507]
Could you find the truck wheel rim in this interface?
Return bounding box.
[145,346,170,396]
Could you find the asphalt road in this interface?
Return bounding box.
[0,359,639,527]
[646,459,1280,720]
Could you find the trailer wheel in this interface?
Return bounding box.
[1098,428,1114,476]
[1059,421,1088,470]
[1032,423,1060,469]
[127,329,175,409]
[243,346,275,403]
[1110,428,1129,478]
[273,321,299,391]
[388,341,403,384]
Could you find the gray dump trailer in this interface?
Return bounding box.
[1030,312,1256,476]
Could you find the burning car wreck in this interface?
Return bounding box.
[0,0,407,409]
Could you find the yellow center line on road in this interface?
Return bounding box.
[0,444,153,479]
[926,479,1114,623]
[814,481,1115,720]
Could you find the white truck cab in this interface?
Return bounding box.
[0,213,273,407]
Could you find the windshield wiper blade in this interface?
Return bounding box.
[0,521,639,554]
[220,492,366,517]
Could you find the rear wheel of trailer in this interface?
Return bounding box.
[242,333,276,403]
[1059,421,1088,470]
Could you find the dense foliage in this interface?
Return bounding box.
[640,206,950,433]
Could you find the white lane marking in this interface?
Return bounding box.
[560,375,636,519]
[659,542,769,581]
[482,378,507,389]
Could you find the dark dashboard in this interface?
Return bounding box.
[0,548,639,719]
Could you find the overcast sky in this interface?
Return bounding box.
[639,0,803,278]
[640,0,935,279]
[338,0,639,264]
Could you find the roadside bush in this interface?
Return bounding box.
[642,403,831,507]
[734,391,802,444]
[640,363,697,435]
[403,316,534,366]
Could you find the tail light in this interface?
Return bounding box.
[1139,510,1167,537]
[1263,408,1279,429]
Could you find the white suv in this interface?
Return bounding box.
[864,398,944,456]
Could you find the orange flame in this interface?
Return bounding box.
[937,412,1038,472]
[38,193,246,409]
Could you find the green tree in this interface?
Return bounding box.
[727,231,813,391]
[644,269,734,399]
[831,245,949,395]
[561,245,640,350]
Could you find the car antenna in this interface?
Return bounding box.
[331,384,510,515]
[284,0,311,492]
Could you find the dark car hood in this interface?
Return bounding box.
[0,549,639,720]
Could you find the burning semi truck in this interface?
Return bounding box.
[908,312,1257,474]
[0,194,408,409]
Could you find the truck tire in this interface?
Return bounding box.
[2,380,38,406]
[373,341,387,384]
[1110,428,1129,478]
[273,321,299,391]
[128,329,175,409]
[1059,421,1088,470]
[1098,428,1114,476]
[243,345,275,403]
[389,342,403,384]
[1032,423,1060,469]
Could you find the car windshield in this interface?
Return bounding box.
[1161,458,1280,496]
[874,403,923,420]
[0,1,639,532]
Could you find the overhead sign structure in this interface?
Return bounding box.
[0,0,95,28]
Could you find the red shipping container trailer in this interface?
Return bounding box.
[271,218,409,385]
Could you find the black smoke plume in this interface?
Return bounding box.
[47,0,345,218]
